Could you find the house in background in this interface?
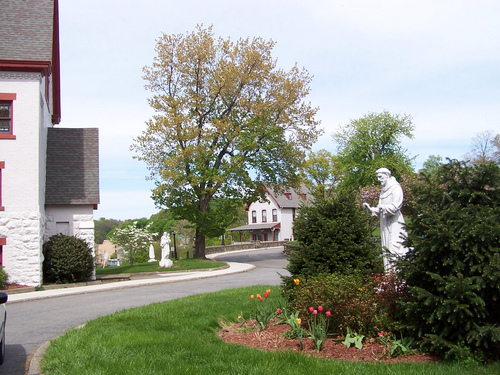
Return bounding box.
[0,0,99,287]
[230,185,310,243]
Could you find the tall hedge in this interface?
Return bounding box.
[43,234,94,283]
[286,188,383,278]
[400,160,500,360]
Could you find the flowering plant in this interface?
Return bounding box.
[307,306,332,352]
[283,311,307,350]
[250,289,276,330]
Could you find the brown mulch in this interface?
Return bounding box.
[218,318,439,363]
[2,283,29,290]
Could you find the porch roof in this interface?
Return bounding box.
[229,222,281,232]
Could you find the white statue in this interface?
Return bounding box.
[363,168,408,271]
[159,232,173,268]
[148,243,156,262]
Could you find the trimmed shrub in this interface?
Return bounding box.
[285,188,383,279]
[286,272,407,336]
[43,234,94,283]
[400,160,500,360]
[0,267,8,289]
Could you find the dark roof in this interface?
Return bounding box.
[0,0,55,61]
[45,128,100,205]
[0,0,61,124]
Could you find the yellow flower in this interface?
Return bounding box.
[266,289,271,294]
[293,278,300,285]
[256,294,261,299]
[250,295,254,299]
[296,318,302,325]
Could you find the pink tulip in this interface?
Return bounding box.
[309,307,314,312]
[277,308,282,314]
[325,311,331,317]
[313,310,318,315]
[318,306,323,312]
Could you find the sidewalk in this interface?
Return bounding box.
[7,254,255,304]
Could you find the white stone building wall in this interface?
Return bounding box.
[0,71,51,286]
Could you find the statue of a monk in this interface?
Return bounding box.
[363,168,408,271]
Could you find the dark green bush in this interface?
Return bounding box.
[286,272,407,336]
[43,234,94,283]
[0,267,8,289]
[285,189,383,279]
[400,160,500,360]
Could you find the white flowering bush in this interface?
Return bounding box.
[110,222,157,266]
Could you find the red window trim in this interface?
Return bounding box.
[0,238,5,246]
[251,210,257,223]
[0,93,17,139]
[262,210,267,223]
[0,161,4,211]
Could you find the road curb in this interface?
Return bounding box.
[26,340,49,375]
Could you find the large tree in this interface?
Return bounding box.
[132,25,322,258]
[302,149,339,198]
[333,111,415,189]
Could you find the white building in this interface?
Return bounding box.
[0,0,99,287]
[230,185,310,243]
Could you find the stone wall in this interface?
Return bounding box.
[205,240,287,255]
[0,210,44,286]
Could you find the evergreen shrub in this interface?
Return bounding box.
[43,234,94,283]
[0,267,8,289]
[285,188,383,280]
[401,160,500,360]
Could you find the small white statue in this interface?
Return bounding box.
[148,243,156,262]
[363,168,408,271]
[159,232,173,268]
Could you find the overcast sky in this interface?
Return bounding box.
[57,0,500,220]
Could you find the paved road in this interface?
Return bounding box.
[3,247,289,375]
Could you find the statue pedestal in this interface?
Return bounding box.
[159,258,173,268]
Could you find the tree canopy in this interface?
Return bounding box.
[132,25,322,257]
[333,111,415,189]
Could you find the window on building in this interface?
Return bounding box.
[272,209,277,222]
[262,210,267,222]
[252,210,257,223]
[285,193,292,200]
[0,161,4,211]
[0,93,16,139]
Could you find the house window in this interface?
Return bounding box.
[285,193,292,200]
[262,210,267,223]
[252,210,257,223]
[273,230,279,241]
[0,161,4,211]
[0,93,17,139]
[272,209,277,222]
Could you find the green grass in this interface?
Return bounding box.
[95,259,227,275]
[41,286,499,375]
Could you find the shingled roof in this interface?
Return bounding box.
[0,0,61,123]
[45,128,100,206]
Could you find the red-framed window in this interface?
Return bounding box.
[251,210,257,223]
[0,161,4,211]
[0,93,17,139]
[272,209,278,222]
[262,210,267,223]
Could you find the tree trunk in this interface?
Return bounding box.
[194,229,206,258]
[194,194,209,258]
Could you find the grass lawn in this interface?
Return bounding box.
[41,286,499,375]
[95,259,227,275]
